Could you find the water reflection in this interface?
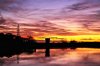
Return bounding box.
[1,48,100,66]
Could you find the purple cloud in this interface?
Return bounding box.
[66,0,100,11]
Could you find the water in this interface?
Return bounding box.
[1,48,100,66]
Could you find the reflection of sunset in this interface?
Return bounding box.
[76,48,100,53]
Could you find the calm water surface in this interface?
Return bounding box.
[1,48,100,66]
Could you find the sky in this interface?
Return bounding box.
[0,0,100,41]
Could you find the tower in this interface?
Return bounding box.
[17,24,20,36]
[16,24,20,64]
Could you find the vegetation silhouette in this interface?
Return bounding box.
[0,32,100,58]
[0,33,36,58]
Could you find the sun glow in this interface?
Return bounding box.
[34,35,100,42]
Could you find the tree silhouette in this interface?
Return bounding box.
[0,33,36,58]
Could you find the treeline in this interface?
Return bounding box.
[56,40,100,49]
[0,33,36,58]
[33,40,100,49]
[0,33,100,57]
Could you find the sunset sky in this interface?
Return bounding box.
[0,0,100,41]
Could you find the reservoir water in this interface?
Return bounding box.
[1,48,100,66]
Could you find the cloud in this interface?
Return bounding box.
[67,2,91,11]
[0,0,100,37]
[0,0,25,13]
[66,0,100,11]
[90,29,100,32]
[0,25,9,29]
[16,20,79,36]
[56,0,100,33]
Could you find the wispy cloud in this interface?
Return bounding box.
[0,0,100,38]
[66,0,100,11]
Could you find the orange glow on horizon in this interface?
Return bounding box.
[34,35,100,42]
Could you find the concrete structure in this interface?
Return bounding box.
[45,38,50,57]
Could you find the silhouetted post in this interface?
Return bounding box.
[45,38,50,57]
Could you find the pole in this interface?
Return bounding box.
[17,24,20,36]
[17,24,20,64]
